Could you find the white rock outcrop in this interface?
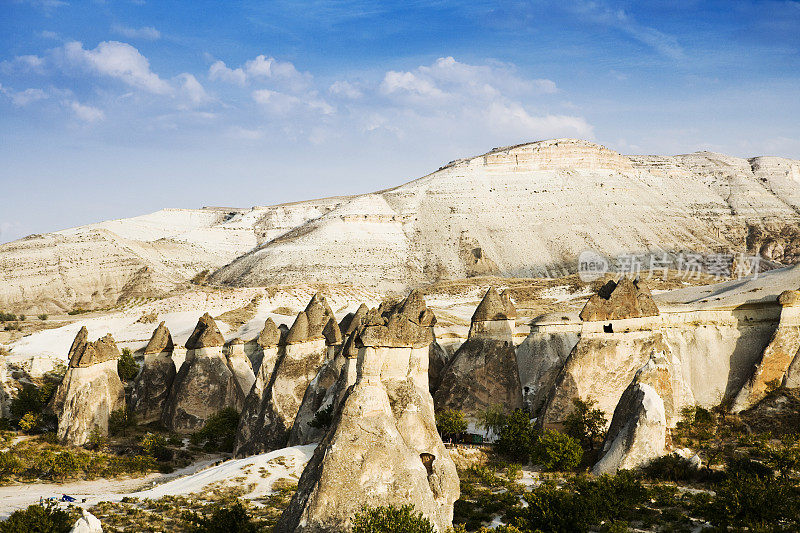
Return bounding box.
[592,357,675,474]
[733,290,800,411]
[276,291,459,533]
[69,509,103,533]
[50,328,125,446]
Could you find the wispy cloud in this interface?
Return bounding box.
[568,1,683,59]
[69,100,104,122]
[111,25,161,40]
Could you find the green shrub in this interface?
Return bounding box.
[0,311,17,322]
[141,433,171,461]
[0,501,75,533]
[18,412,42,434]
[109,407,137,436]
[186,501,257,532]
[510,471,648,532]
[38,313,48,321]
[351,504,435,533]
[435,409,468,440]
[531,430,583,471]
[495,409,536,464]
[701,475,800,530]
[87,428,108,451]
[478,404,508,439]
[10,382,56,421]
[117,347,139,381]
[190,408,240,452]
[642,453,701,482]
[564,397,607,450]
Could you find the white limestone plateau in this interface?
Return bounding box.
[4,139,800,313]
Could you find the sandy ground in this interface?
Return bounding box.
[0,445,315,518]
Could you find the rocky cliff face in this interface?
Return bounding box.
[733,290,800,412]
[580,278,659,322]
[50,329,125,445]
[276,291,459,533]
[162,314,244,432]
[234,295,335,456]
[131,322,177,424]
[225,337,256,397]
[5,140,798,313]
[434,288,522,418]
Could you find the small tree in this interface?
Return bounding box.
[435,409,468,441]
[191,408,240,452]
[479,404,508,440]
[109,407,137,436]
[117,347,139,381]
[531,430,583,471]
[495,409,537,463]
[351,505,435,533]
[0,501,75,533]
[564,397,607,450]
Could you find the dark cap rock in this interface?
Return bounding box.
[143,321,174,355]
[579,277,660,322]
[472,287,512,322]
[258,317,281,347]
[185,313,225,349]
[70,333,121,368]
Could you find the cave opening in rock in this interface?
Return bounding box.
[420,453,435,475]
[604,323,614,333]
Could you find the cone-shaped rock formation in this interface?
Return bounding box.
[50,329,125,445]
[592,356,675,474]
[276,291,459,533]
[580,277,659,322]
[162,314,244,432]
[234,295,334,456]
[433,288,522,418]
[131,322,176,424]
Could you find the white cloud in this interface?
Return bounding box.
[1,54,46,74]
[208,55,311,91]
[177,73,211,107]
[0,84,49,106]
[39,30,59,40]
[252,88,333,116]
[483,101,593,139]
[209,60,247,85]
[329,80,362,99]
[112,25,161,40]
[69,100,105,122]
[381,70,447,99]
[63,40,172,94]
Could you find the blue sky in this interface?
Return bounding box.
[1,0,799,243]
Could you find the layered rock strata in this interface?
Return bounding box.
[162,313,244,432]
[276,291,459,533]
[50,328,125,445]
[131,321,176,423]
[434,288,522,418]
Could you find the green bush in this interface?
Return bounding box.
[141,433,171,461]
[10,382,57,421]
[564,397,607,450]
[117,347,139,381]
[109,407,137,436]
[435,409,468,440]
[479,404,508,439]
[531,430,583,471]
[510,471,648,532]
[700,475,800,530]
[191,408,240,452]
[186,501,257,533]
[0,501,75,533]
[351,504,435,533]
[38,313,48,321]
[495,409,536,464]
[642,453,703,482]
[0,311,17,322]
[87,428,108,451]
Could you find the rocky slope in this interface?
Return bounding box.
[3,139,800,313]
